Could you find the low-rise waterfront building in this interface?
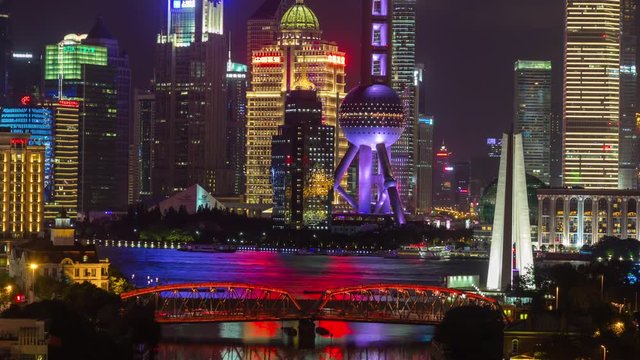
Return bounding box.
[537,188,640,251]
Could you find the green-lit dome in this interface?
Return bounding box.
[478,174,547,225]
[280,0,320,31]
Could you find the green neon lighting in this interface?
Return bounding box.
[44,44,108,80]
[515,60,552,71]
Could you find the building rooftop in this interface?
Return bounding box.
[280,0,320,31]
[537,188,640,196]
[13,239,101,264]
[250,0,281,20]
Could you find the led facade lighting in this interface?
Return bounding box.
[246,0,347,205]
[563,0,621,189]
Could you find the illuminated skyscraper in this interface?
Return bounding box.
[246,0,346,204]
[154,0,231,197]
[433,144,454,208]
[391,0,417,212]
[454,161,471,212]
[563,0,621,189]
[226,60,248,196]
[487,133,534,291]
[44,101,80,220]
[271,78,334,230]
[619,0,639,189]
[44,18,130,213]
[132,90,155,202]
[514,60,552,184]
[8,51,41,105]
[0,104,53,202]
[415,115,433,214]
[0,131,44,237]
[246,0,294,68]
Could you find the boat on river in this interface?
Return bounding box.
[178,243,237,253]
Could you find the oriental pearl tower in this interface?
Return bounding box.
[333,0,406,226]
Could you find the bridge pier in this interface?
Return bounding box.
[297,319,316,349]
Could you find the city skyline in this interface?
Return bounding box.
[8,0,564,162]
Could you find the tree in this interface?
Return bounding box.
[433,306,504,360]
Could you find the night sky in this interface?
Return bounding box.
[10,0,564,162]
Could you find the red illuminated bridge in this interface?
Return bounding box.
[121,283,502,325]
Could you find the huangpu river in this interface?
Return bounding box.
[99,247,488,359]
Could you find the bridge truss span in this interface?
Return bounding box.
[121,282,302,323]
[314,284,502,325]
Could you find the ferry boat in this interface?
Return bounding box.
[386,246,441,260]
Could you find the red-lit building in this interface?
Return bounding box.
[433,143,454,208]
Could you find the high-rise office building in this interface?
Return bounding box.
[271,79,334,230]
[0,0,10,106]
[44,100,80,220]
[246,0,294,68]
[619,0,639,189]
[514,60,552,184]
[563,0,621,189]
[487,137,502,158]
[154,0,231,198]
[226,60,248,196]
[8,51,41,105]
[44,24,129,213]
[433,143,454,208]
[132,90,155,203]
[391,0,417,212]
[0,104,53,202]
[415,115,433,215]
[454,161,471,211]
[246,0,346,204]
[0,131,44,237]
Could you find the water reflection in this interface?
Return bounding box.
[157,321,433,360]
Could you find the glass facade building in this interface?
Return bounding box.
[514,60,552,184]
[415,115,433,215]
[0,107,54,202]
[226,61,248,196]
[563,0,621,189]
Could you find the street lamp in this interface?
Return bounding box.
[555,286,559,311]
[599,275,604,300]
[600,345,607,360]
[29,263,38,302]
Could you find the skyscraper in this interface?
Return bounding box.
[246,0,294,68]
[226,60,248,196]
[8,51,41,105]
[550,113,563,187]
[271,78,334,230]
[619,0,639,189]
[132,90,155,203]
[391,0,417,212]
[415,115,434,215]
[0,131,44,237]
[433,144,454,208]
[44,100,80,219]
[514,60,551,184]
[246,0,346,205]
[0,104,53,202]
[454,161,471,212]
[563,0,621,189]
[154,0,231,198]
[44,19,130,213]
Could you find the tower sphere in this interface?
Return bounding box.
[339,84,405,148]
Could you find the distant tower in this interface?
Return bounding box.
[154,0,230,198]
[433,143,454,208]
[415,115,434,215]
[513,60,551,184]
[487,133,534,291]
[334,84,406,226]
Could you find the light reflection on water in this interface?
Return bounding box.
[157,321,433,360]
[99,248,482,359]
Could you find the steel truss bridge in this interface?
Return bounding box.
[121,283,501,325]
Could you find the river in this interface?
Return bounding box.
[99,248,488,359]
